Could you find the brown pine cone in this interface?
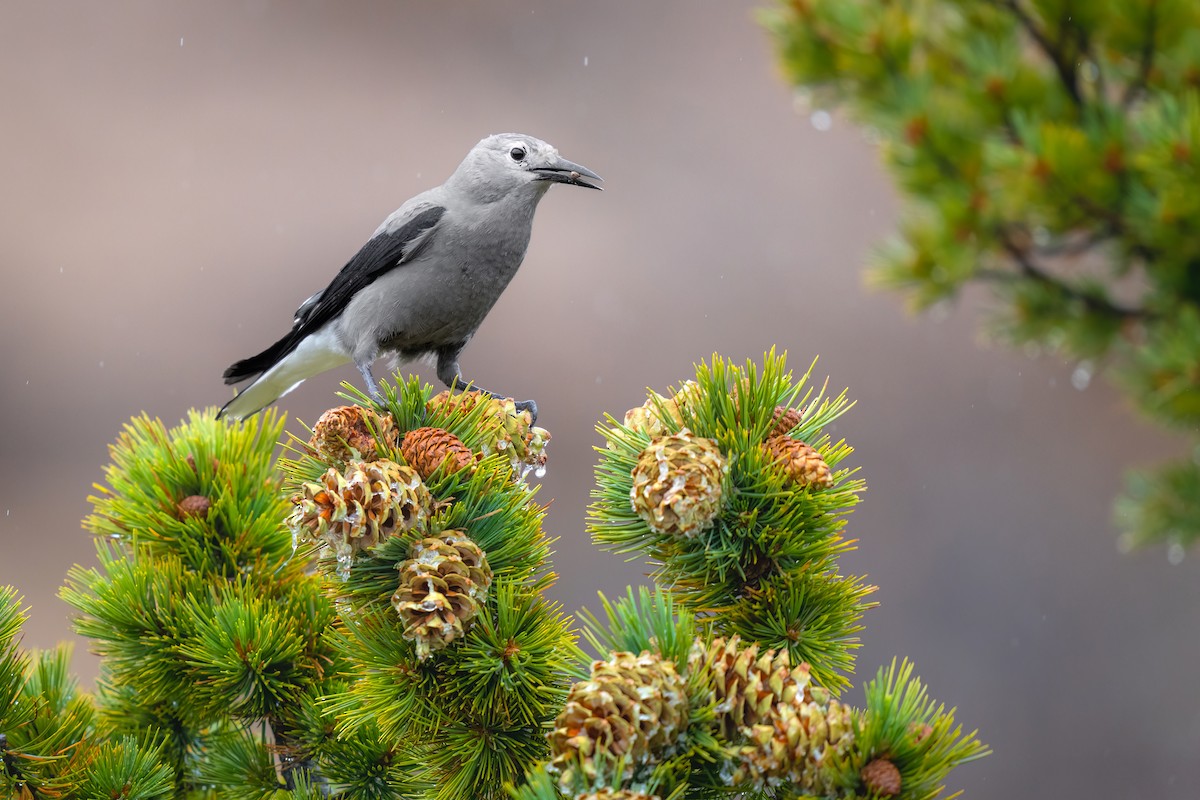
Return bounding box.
[309,405,397,465]
[862,758,902,797]
[400,426,475,479]
[763,434,834,488]
[176,495,211,520]
[769,406,804,437]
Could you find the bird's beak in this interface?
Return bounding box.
[533,157,603,190]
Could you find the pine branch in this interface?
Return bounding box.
[992,232,1149,319]
[1122,0,1159,109]
[989,0,1083,107]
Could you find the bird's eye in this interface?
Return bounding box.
[509,146,527,162]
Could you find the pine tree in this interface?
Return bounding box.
[761,0,1200,552]
[2,353,986,799]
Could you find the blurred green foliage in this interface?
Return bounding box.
[763,0,1200,551]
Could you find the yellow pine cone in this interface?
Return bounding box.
[696,636,853,793]
[426,390,551,475]
[630,430,726,537]
[549,651,689,788]
[619,380,701,442]
[289,459,432,577]
[735,688,852,792]
[392,531,492,660]
[400,426,475,480]
[861,758,902,797]
[698,636,811,740]
[308,405,397,466]
[763,434,834,488]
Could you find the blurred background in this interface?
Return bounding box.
[1,2,1197,797]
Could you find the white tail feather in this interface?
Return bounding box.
[218,327,349,420]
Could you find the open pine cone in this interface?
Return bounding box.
[426,390,551,474]
[630,430,727,537]
[308,405,397,466]
[289,459,432,576]
[620,380,700,441]
[549,651,688,788]
[391,531,492,660]
[695,636,852,792]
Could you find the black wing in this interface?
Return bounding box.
[223,204,445,384]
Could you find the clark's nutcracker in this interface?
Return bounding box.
[218,133,601,421]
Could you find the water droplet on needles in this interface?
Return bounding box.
[534,464,547,479]
[1071,360,1093,390]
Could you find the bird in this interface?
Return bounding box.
[217,133,601,422]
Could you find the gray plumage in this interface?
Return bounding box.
[218,133,601,421]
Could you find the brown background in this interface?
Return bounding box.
[1,2,1197,798]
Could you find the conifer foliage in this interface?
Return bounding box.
[3,353,986,799]
[761,0,1200,551]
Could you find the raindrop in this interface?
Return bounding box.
[1168,542,1185,565]
[534,464,547,479]
[583,56,589,67]
[180,37,184,47]
[1070,360,1093,390]
[810,109,832,132]
[792,87,813,113]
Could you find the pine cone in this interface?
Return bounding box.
[620,380,700,441]
[768,406,804,437]
[176,495,211,520]
[289,460,432,576]
[549,651,689,787]
[309,405,397,466]
[699,637,810,740]
[630,430,726,537]
[392,531,492,660]
[426,390,551,474]
[862,758,902,797]
[763,434,834,488]
[696,636,853,793]
[736,689,853,792]
[400,426,475,479]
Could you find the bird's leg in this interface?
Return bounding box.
[356,361,383,401]
[436,347,538,423]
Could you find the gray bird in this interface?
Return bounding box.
[218,133,601,421]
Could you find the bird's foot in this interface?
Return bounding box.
[514,399,538,425]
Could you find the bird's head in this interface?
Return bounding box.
[450,133,602,202]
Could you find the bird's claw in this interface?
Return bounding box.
[515,399,538,424]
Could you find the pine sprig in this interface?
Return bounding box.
[85,409,292,576]
[590,351,871,689]
[829,659,990,800]
[73,736,174,800]
[721,568,876,693]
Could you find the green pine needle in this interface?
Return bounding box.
[577,587,696,668]
[75,735,174,800]
[831,659,990,800]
